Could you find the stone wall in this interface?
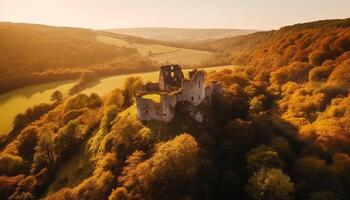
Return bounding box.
[180,70,206,106]
[136,67,222,122]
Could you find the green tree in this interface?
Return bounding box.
[245,168,294,200]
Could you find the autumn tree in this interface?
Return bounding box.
[109,187,129,200]
[100,105,119,134]
[245,168,294,200]
[17,126,39,161]
[32,131,55,173]
[106,89,125,109]
[0,154,25,176]
[246,145,285,173]
[88,93,103,108]
[118,134,199,200]
[122,76,143,106]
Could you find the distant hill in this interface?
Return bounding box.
[0,23,220,93]
[196,18,350,79]
[103,27,257,42]
[0,22,157,93]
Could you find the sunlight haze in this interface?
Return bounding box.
[0,0,349,30]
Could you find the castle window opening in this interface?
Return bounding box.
[198,95,200,100]
[199,81,201,88]
[191,96,194,101]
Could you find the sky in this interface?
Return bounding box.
[0,0,349,30]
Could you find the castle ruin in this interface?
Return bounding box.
[136,64,221,122]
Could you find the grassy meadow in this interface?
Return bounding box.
[96,35,216,66]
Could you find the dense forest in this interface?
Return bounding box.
[0,18,350,200]
[0,23,156,93]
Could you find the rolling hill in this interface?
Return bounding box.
[0,23,217,93]
[103,27,257,42]
[1,18,350,200]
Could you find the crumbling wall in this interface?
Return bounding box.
[159,65,184,91]
[180,70,206,106]
[136,66,222,122]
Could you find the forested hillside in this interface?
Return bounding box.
[0,19,349,200]
[0,23,156,75]
[0,23,156,93]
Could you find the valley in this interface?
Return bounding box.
[0,65,236,140]
[104,27,257,42]
[0,11,349,200]
[0,23,218,94]
[96,35,215,65]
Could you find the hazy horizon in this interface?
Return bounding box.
[1,0,349,30]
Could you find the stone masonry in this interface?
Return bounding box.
[136,64,221,122]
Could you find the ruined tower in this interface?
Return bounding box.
[159,64,184,91]
[136,65,221,122]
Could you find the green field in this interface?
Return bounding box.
[96,35,215,66]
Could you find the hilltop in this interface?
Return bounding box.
[0,18,349,200]
[104,27,257,42]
